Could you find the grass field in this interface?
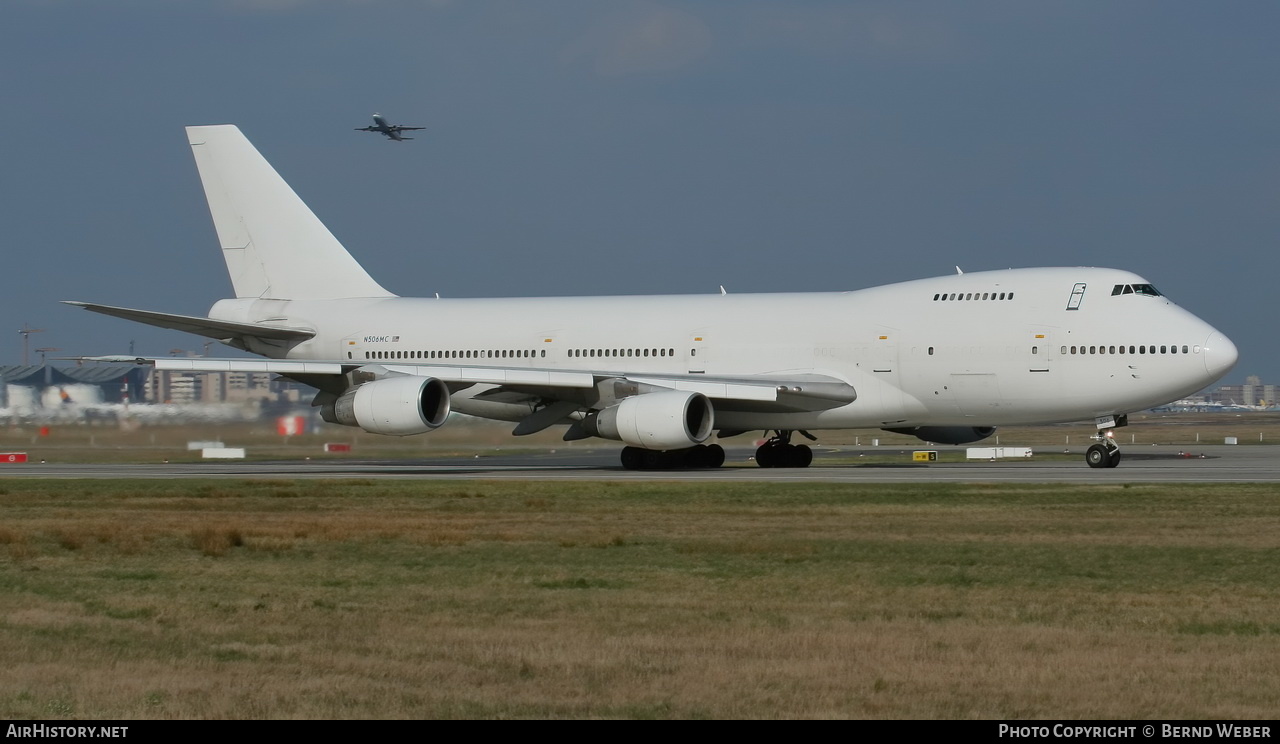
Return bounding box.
[2,478,1279,719]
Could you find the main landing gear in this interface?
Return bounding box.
[616,430,819,470]
[620,444,725,470]
[754,430,814,468]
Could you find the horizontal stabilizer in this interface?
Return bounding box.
[63,301,315,343]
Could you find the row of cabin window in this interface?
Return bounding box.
[1061,344,1198,356]
[924,344,1199,356]
[927,346,1030,355]
[568,348,676,358]
[932,292,1014,301]
[366,349,546,360]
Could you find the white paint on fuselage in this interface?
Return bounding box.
[209,266,1236,431]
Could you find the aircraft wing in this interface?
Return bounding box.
[63,302,315,344]
[391,126,425,131]
[82,355,854,412]
[372,364,855,410]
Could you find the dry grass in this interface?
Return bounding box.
[1,479,1278,719]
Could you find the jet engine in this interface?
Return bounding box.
[321,376,450,436]
[581,391,714,450]
[884,426,996,445]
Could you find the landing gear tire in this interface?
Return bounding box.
[754,434,814,469]
[620,444,724,470]
[700,443,726,469]
[1086,439,1123,469]
[684,444,722,469]
[620,446,644,470]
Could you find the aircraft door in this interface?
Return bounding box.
[871,334,897,373]
[1066,283,1087,311]
[872,332,905,419]
[688,333,707,374]
[342,334,364,361]
[535,332,559,367]
[1028,332,1051,372]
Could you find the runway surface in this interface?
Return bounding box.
[3,444,1278,483]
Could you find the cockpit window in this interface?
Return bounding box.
[1111,284,1162,297]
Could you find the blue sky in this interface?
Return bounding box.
[2,1,1277,382]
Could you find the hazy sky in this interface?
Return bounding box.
[3,1,1277,383]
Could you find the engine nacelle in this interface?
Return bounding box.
[321,376,450,436]
[582,391,714,450]
[883,426,997,445]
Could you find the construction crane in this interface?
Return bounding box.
[19,324,45,366]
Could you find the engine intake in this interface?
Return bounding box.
[321,376,450,436]
[582,391,714,450]
[883,426,996,445]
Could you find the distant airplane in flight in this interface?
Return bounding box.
[355,113,424,141]
[68,125,1238,470]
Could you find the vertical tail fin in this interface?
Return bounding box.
[186,125,395,300]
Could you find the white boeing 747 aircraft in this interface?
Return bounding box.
[68,125,1237,469]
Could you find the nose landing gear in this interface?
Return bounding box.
[1085,437,1122,468]
[1085,415,1127,468]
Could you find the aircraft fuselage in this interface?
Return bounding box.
[209,265,1235,432]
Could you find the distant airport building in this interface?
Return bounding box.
[0,364,146,409]
[1210,376,1277,409]
[145,368,293,405]
[1,364,304,413]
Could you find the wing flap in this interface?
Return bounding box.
[378,364,595,388]
[625,374,856,406]
[624,375,778,402]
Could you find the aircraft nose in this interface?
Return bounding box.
[1203,331,1238,380]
